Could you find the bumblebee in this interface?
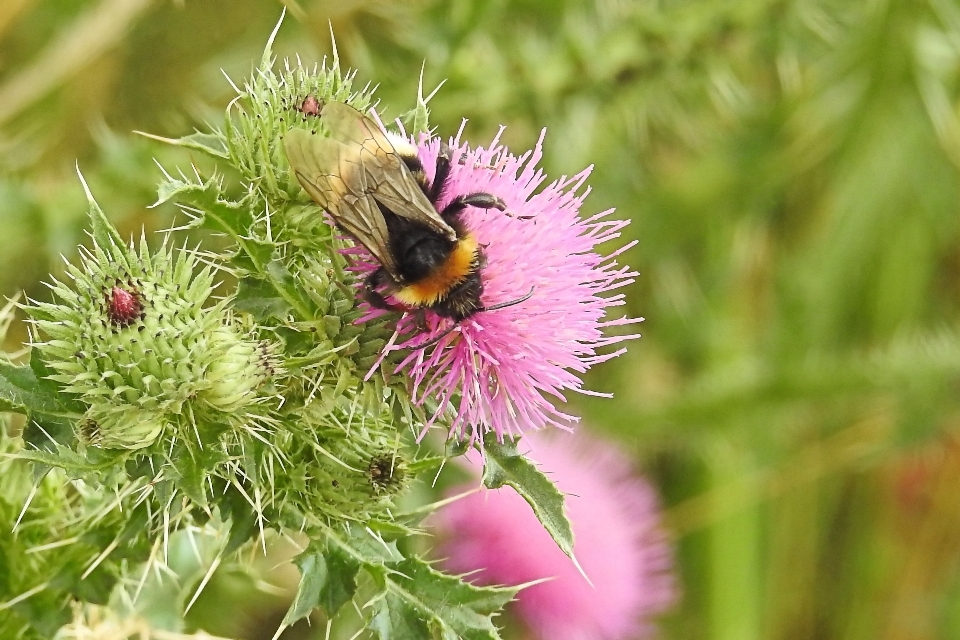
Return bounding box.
[284,101,530,321]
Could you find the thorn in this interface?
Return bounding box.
[265,7,287,58]
[329,20,340,72]
[135,130,182,148]
[417,61,426,105]
[81,537,121,580]
[570,552,594,588]
[152,158,175,182]
[184,554,222,614]
[221,68,242,95]
[424,78,447,105]
[13,482,40,533]
[0,582,49,613]
[75,163,95,204]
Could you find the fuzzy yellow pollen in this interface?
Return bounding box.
[394,234,479,307]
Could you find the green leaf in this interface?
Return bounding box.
[51,546,120,606]
[155,177,292,280]
[274,326,317,356]
[397,79,432,135]
[21,414,76,457]
[233,238,276,275]
[277,522,402,634]
[168,443,228,507]
[365,518,420,539]
[482,433,575,559]
[137,130,229,158]
[324,521,404,566]
[10,588,73,638]
[179,132,229,158]
[282,544,359,626]
[155,176,254,244]
[398,102,430,136]
[16,445,121,475]
[368,557,519,640]
[233,276,292,320]
[369,587,428,640]
[445,437,471,458]
[0,359,76,417]
[218,484,258,554]
[0,353,81,455]
[264,258,313,319]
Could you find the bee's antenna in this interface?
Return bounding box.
[480,287,535,313]
[406,287,535,353]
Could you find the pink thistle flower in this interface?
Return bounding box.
[356,124,641,442]
[431,431,677,640]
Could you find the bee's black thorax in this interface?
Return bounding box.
[380,207,449,279]
[366,143,502,322]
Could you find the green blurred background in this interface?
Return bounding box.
[4,0,960,638]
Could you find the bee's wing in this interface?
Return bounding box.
[284,128,399,275]
[320,102,455,241]
[319,101,393,148]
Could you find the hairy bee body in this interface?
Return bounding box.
[284,101,507,321]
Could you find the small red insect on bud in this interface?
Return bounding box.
[299,95,322,117]
[107,286,142,327]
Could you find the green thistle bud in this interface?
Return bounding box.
[199,327,279,413]
[266,413,415,524]
[27,221,280,448]
[225,48,376,202]
[80,406,167,450]
[294,255,396,373]
[29,234,218,413]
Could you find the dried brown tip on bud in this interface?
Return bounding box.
[78,419,100,444]
[368,453,404,493]
[106,286,143,327]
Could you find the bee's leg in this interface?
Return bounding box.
[440,192,507,220]
[429,143,453,204]
[363,288,392,311]
[413,308,430,333]
[363,269,393,311]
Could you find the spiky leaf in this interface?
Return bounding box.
[0,358,78,418]
[234,276,293,320]
[368,557,519,640]
[482,433,575,559]
[282,543,359,626]
[155,177,258,251]
[140,130,229,158]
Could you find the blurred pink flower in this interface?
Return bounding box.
[357,125,640,443]
[431,431,677,640]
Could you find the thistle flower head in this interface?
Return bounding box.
[432,431,677,640]
[359,127,640,442]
